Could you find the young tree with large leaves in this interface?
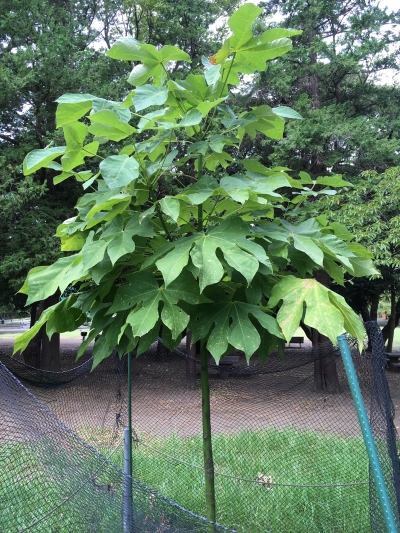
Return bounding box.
[15,4,377,524]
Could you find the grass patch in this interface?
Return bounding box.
[1,428,372,532]
[121,427,370,533]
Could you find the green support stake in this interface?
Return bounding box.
[337,335,398,533]
[123,352,133,533]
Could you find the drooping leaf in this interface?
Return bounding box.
[272,106,303,120]
[14,304,58,354]
[23,146,66,175]
[100,155,140,189]
[21,255,84,305]
[191,300,282,361]
[133,85,169,112]
[55,93,95,127]
[268,276,364,346]
[46,296,87,337]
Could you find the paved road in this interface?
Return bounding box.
[0,326,29,335]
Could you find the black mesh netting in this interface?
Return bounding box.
[1,321,399,533]
[0,359,235,533]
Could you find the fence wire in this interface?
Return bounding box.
[0,321,399,533]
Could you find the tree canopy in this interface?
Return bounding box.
[0,0,239,313]
[14,3,377,367]
[240,0,400,176]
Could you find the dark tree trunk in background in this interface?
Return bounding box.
[313,270,341,393]
[22,302,42,368]
[313,329,341,393]
[370,293,379,322]
[385,290,397,353]
[22,293,60,370]
[186,331,197,390]
[381,297,400,349]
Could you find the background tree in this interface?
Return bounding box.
[240,0,400,177]
[310,167,400,350]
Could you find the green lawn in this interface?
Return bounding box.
[2,428,371,532]
[125,428,370,533]
[0,428,370,533]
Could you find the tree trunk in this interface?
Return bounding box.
[381,297,400,347]
[369,293,379,322]
[313,270,341,393]
[185,331,197,390]
[200,340,216,530]
[22,294,60,370]
[386,289,397,353]
[313,329,341,393]
[22,302,42,368]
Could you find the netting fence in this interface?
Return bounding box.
[1,321,399,532]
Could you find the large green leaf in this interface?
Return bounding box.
[81,240,108,270]
[100,155,140,189]
[106,38,160,61]
[109,271,203,339]
[128,63,162,87]
[88,110,135,141]
[21,255,83,305]
[63,121,88,150]
[272,106,303,120]
[161,297,189,340]
[133,85,169,112]
[155,239,194,286]
[61,142,99,172]
[228,3,263,51]
[191,300,282,361]
[193,219,271,291]
[92,312,129,369]
[14,303,59,354]
[234,37,293,74]
[106,231,136,265]
[46,296,87,337]
[55,93,95,127]
[241,106,285,140]
[23,146,66,175]
[160,197,180,222]
[155,218,270,291]
[178,109,203,127]
[268,275,364,346]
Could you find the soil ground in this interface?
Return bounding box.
[0,335,399,440]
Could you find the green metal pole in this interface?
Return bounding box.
[337,335,398,533]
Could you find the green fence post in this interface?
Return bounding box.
[337,335,398,533]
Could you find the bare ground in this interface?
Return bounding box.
[1,335,399,444]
